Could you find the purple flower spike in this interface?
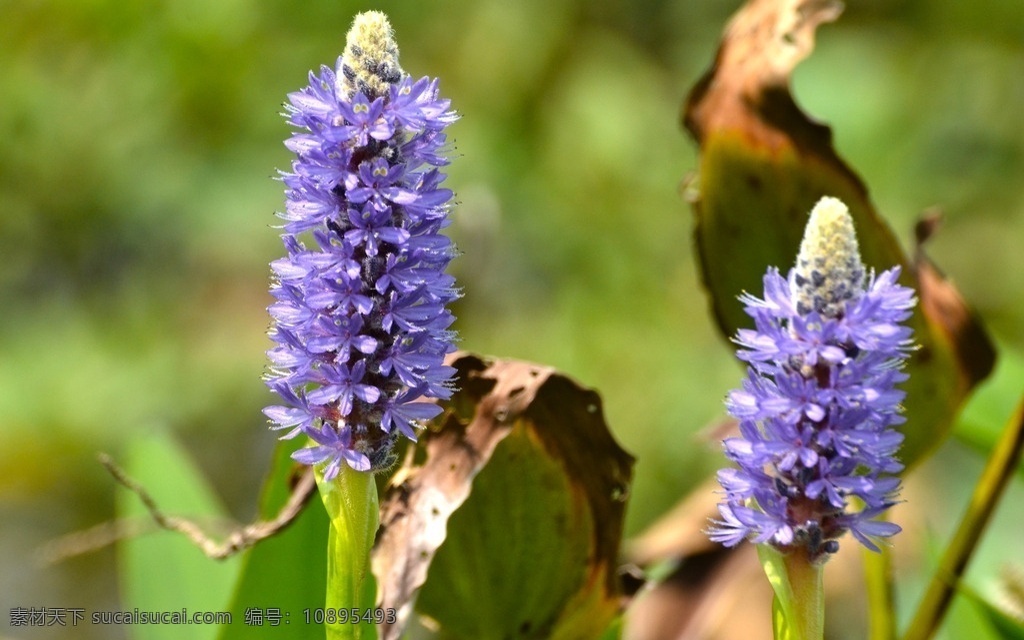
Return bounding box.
[708,197,916,560]
[264,11,459,478]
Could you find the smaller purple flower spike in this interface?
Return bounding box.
[708,196,916,561]
[263,11,458,479]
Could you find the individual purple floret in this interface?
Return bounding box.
[263,12,459,478]
[708,197,916,560]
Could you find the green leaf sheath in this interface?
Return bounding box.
[318,463,380,640]
[758,544,824,640]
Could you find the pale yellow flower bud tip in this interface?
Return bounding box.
[342,11,404,98]
[792,196,866,317]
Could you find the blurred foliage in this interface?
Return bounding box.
[0,1,1021,639]
[219,439,328,640]
[116,429,242,640]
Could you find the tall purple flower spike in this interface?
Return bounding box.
[708,197,916,560]
[264,12,459,479]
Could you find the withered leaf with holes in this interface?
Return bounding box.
[373,352,634,639]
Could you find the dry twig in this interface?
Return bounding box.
[43,453,317,564]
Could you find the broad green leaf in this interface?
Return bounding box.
[373,353,634,639]
[682,0,995,467]
[318,461,380,640]
[418,424,594,638]
[218,438,329,640]
[117,428,242,640]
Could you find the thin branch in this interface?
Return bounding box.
[55,452,315,561]
[38,518,153,565]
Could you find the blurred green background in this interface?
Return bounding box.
[1,0,1021,638]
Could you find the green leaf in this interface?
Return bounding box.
[318,460,379,640]
[960,584,1024,640]
[598,615,624,640]
[417,424,595,638]
[373,353,634,639]
[682,0,995,469]
[218,438,329,640]
[116,428,242,640]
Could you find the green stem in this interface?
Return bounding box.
[864,542,897,640]
[902,396,1024,640]
[784,550,825,640]
[759,544,825,640]
[316,463,380,640]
